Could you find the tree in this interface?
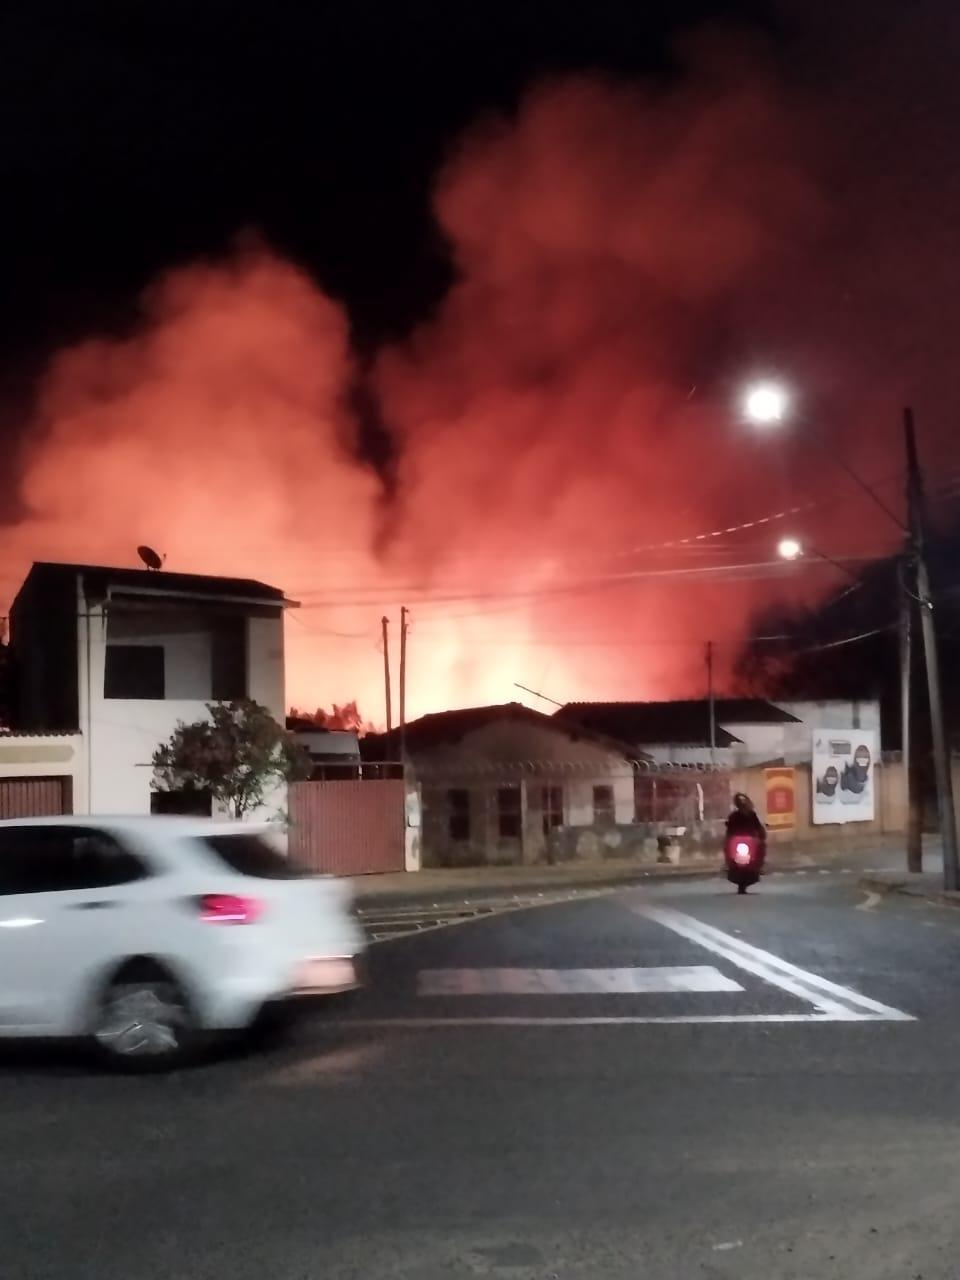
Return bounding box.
[152,699,311,819]
[288,701,374,733]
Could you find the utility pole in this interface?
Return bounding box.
[381,616,392,732]
[905,407,958,890]
[706,641,717,766]
[399,606,409,759]
[898,561,921,872]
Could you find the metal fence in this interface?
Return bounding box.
[287,777,406,876]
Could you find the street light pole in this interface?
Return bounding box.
[898,557,922,872]
[706,640,717,766]
[748,381,937,880]
[381,615,393,733]
[904,408,958,889]
[399,606,409,762]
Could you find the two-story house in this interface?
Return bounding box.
[3,562,292,818]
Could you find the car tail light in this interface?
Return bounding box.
[197,894,264,924]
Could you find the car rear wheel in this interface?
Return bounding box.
[92,962,198,1071]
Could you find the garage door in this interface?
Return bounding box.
[0,776,73,819]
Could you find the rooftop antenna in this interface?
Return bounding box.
[514,682,564,708]
[137,545,165,571]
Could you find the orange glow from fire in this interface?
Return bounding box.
[2,59,906,724]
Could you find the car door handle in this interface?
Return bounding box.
[70,900,119,910]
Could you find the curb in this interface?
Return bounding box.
[352,857,848,910]
[858,874,960,908]
[352,863,720,910]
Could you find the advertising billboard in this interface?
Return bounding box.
[764,767,796,830]
[812,728,876,824]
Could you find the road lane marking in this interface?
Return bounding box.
[417,966,743,996]
[634,904,913,1022]
[856,891,882,912]
[332,1013,902,1027]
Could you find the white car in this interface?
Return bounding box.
[0,816,365,1068]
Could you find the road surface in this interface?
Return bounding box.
[3,868,960,1279]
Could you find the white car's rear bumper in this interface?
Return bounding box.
[197,949,364,1030]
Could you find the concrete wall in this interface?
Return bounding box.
[730,759,906,843]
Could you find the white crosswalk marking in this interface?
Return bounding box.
[339,899,916,1029]
[633,904,914,1022]
[418,966,743,996]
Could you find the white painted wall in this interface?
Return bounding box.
[106,622,212,700]
[565,776,635,825]
[643,745,736,767]
[247,616,285,716]
[647,703,883,767]
[777,700,882,763]
[77,582,288,819]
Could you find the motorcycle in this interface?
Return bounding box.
[723,832,764,894]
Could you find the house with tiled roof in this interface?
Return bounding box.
[362,702,723,868]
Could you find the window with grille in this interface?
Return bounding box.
[593,784,616,826]
[448,788,470,841]
[497,785,522,839]
[541,785,564,835]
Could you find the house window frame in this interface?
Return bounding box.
[103,644,165,700]
[592,783,616,827]
[448,788,470,841]
[496,784,522,840]
[541,784,564,835]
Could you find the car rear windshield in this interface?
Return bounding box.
[199,834,313,880]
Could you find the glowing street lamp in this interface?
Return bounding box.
[777,536,803,562]
[743,381,789,425]
[775,535,865,583]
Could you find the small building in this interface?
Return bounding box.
[554,698,881,769]
[5,561,293,817]
[554,699,802,767]
[364,702,673,868]
[775,699,882,763]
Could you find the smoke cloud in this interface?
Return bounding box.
[3,39,942,721]
[2,248,387,710]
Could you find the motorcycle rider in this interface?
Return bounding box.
[725,792,767,871]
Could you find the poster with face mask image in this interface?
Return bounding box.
[812,729,876,824]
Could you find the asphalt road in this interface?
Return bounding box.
[3,868,960,1279]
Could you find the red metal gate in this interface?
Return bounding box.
[0,775,73,819]
[288,779,406,875]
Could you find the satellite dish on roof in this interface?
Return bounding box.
[137,545,164,571]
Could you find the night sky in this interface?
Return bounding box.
[2,1,959,715]
[2,2,767,358]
